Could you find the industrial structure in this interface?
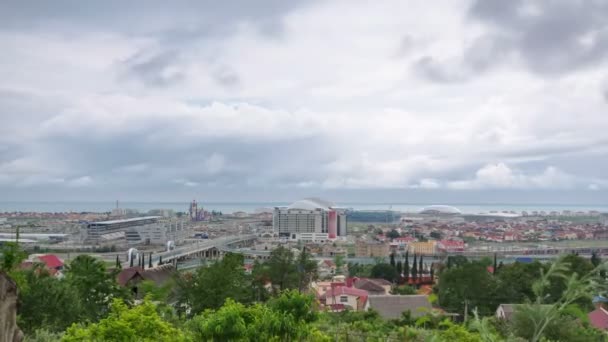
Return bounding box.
[82,216,193,245]
[273,198,347,242]
[189,200,205,221]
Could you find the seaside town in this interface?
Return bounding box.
[3,198,608,340]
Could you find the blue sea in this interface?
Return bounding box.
[0,201,607,215]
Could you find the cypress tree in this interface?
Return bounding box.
[158,256,163,265]
[430,264,434,280]
[115,254,121,269]
[148,252,153,268]
[390,253,396,268]
[412,254,418,283]
[404,251,410,282]
[396,261,403,278]
[493,253,498,275]
[419,255,424,276]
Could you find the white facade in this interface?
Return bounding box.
[125,218,193,245]
[83,216,193,245]
[273,198,347,241]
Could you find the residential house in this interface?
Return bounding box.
[367,295,432,319]
[20,254,65,277]
[355,240,389,257]
[408,241,436,255]
[322,286,369,311]
[436,240,465,253]
[117,264,175,297]
[318,260,337,278]
[351,278,392,295]
[589,296,608,330]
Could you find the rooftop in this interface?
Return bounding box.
[89,216,161,225]
[419,205,462,215]
[285,198,335,211]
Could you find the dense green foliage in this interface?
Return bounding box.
[4,237,608,342]
[62,299,187,342]
[175,253,254,316]
[253,246,317,292]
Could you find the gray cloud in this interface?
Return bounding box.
[0,1,607,204]
[468,0,608,75]
[0,0,310,39]
[413,56,467,83]
[121,49,184,87]
[212,66,241,88]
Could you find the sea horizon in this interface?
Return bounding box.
[1,201,607,215]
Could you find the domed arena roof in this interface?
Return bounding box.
[419,205,462,215]
[287,198,334,211]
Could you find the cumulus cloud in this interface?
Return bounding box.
[0,1,607,202]
[68,176,93,187]
[447,163,577,190]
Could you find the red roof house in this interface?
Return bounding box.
[36,255,64,270]
[589,307,608,330]
[321,286,369,311]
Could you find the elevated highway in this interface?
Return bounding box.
[123,234,256,268]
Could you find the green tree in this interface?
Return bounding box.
[333,255,345,275]
[546,253,595,306]
[175,252,252,316]
[389,253,396,268]
[386,229,400,240]
[396,260,402,278]
[186,293,328,341]
[494,261,544,304]
[403,251,410,282]
[510,256,607,342]
[430,231,442,240]
[437,260,499,316]
[411,254,418,282]
[296,247,318,292]
[261,246,298,291]
[62,298,186,342]
[25,329,63,342]
[419,255,424,276]
[19,267,84,334]
[254,246,317,293]
[392,285,416,295]
[65,255,128,322]
[370,263,397,283]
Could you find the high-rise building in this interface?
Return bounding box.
[273,198,347,242]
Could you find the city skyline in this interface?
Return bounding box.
[1,0,608,203]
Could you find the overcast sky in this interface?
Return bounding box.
[1,0,607,204]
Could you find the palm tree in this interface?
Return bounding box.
[512,256,607,342]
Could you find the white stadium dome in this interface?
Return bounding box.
[418,205,462,215]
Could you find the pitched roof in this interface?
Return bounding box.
[322,286,368,299]
[589,307,608,330]
[117,267,144,286]
[141,265,175,285]
[354,279,385,293]
[369,278,392,286]
[37,255,63,269]
[368,295,432,319]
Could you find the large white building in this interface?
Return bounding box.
[273,198,347,242]
[83,216,193,245]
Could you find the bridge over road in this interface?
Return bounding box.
[122,234,257,268]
